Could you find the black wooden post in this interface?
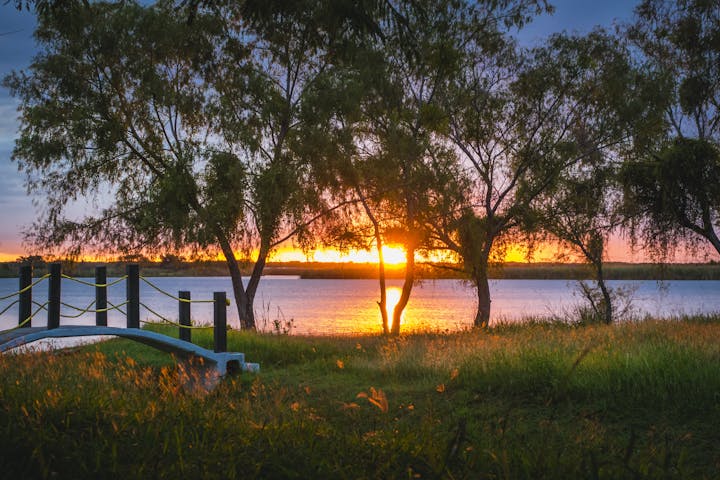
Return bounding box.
[213,292,227,353]
[95,266,107,327]
[179,291,191,343]
[19,265,32,328]
[126,264,140,329]
[47,263,61,329]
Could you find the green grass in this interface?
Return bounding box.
[1,317,720,478]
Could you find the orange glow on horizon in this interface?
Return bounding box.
[1,237,714,264]
[0,253,19,262]
[379,246,407,265]
[270,245,409,265]
[270,243,570,265]
[503,245,527,263]
[0,244,597,265]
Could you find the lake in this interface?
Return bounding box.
[1,277,719,335]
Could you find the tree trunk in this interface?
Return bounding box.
[706,225,720,256]
[358,189,389,334]
[595,262,613,325]
[474,268,491,329]
[216,235,256,331]
[244,242,270,329]
[390,246,415,335]
[376,238,389,335]
[225,255,256,330]
[598,278,613,325]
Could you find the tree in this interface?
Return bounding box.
[622,138,720,255]
[622,0,720,257]
[299,0,464,335]
[535,166,622,324]
[4,0,348,329]
[434,31,643,328]
[208,0,358,328]
[348,0,468,335]
[317,0,547,335]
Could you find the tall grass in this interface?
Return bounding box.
[1,317,719,478]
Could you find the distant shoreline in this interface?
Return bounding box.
[1,261,719,280]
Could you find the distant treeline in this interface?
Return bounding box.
[1,261,719,281]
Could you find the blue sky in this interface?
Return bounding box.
[0,1,639,260]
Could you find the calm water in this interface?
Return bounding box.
[1,277,719,335]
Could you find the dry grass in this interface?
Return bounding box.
[1,316,719,478]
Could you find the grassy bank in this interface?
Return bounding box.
[1,317,720,478]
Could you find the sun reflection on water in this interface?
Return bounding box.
[384,287,403,325]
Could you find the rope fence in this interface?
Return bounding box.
[0,274,50,301]
[60,300,98,319]
[0,300,19,317]
[139,276,215,303]
[61,274,128,288]
[1,301,51,333]
[140,302,213,329]
[0,263,231,352]
[107,300,128,316]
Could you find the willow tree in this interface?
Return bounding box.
[534,166,622,324]
[433,31,644,328]
[342,0,470,335]
[316,0,547,335]
[621,0,720,257]
[4,2,226,259]
[4,0,346,329]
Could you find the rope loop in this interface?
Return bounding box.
[107,300,128,316]
[0,301,49,334]
[0,272,225,334]
[139,276,214,303]
[60,300,97,319]
[0,274,51,301]
[61,274,128,288]
[0,299,19,317]
[139,302,213,329]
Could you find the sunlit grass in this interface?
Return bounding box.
[1,316,720,478]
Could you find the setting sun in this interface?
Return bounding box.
[503,245,527,263]
[270,245,408,265]
[379,246,406,265]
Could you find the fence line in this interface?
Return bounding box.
[0,273,49,301]
[139,302,213,329]
[0,263,230,352]
[61,273,128,288]
[139,276,215,303]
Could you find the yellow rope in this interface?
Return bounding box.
[139,276,214,303]
[57,299,131,318]
[0,301,49,334]
[106,300,128,316]
[0,299,19,317]
[32,300,48,311]
[60,300,97,319]
[1,272,224,332]
[61,274,128,288]
[139,302,213,329]
[0,274,51,301]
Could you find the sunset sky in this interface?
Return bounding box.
[0,0,700,263]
